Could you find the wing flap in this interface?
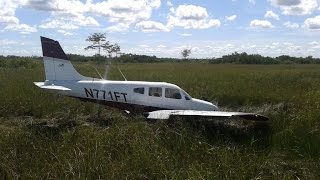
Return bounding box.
[146,110,269,121]
[34,82,71,91]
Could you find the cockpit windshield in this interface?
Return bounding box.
[181,90,192,100]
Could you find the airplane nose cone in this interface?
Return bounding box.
[192,98,218,111]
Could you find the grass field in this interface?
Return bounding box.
[0,61,319,179]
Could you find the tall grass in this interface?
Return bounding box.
[0,62,319,178]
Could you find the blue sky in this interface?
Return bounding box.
[0,0,320,58]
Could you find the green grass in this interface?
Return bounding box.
[0,62,319,179]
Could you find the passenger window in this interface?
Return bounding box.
[149,87,162,97]
[165,88,182,99]
[185,96,190,100]
[134,87,144,94]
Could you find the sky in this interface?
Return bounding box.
[0,0,320,58]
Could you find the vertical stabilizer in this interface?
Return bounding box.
[41,36,89,81]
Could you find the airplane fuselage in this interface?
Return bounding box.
[44,80,217,112]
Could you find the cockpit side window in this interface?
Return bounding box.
[133,87,144,94]
[165,88,182,99]
[149,87,162,97]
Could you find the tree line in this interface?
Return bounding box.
[1,32,320,65]
[81,33,320,64]
[66,52,320,64]
[0,55,40,68]
[1,52,320,66]
[209,52,320,64]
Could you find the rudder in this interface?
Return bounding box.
[40,36,88,81]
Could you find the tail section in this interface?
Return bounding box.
[41,36,89,81]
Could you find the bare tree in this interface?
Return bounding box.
[105,44,113,58]
[104,43,121,58]
[112,43,121,58]
[84,33,111,56]
[181,49,191,59]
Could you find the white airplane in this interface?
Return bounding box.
[34,37,268,122]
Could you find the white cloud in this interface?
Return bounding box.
[0,0,21,22]
[226,44,234,48]
[167,1,173,6]
[283,42,293,46]
[107,23,130,32]
[283,21,299,29]
[309,41,319,45]
[167,5,221,29]
[49,13,99,29]
[138,44,149,48]
[0,0,100,34]
[283,42,301,50]
[269,0,318,15]
[249,0,255,5]
[0,39,18,46]
[136,21,169,32]
[272,0,301,6]
[90,0,161,27]
[169,7,175,13]
[157,45,166,48]
[175,5,207,20]
[178,33,192,36]
[265,44,277,49]
[250,19,274,28]
[192,46,200,52]
[26,0,160,32]
[57,29,73,36]
[0,0,37,34]
[40,19,79,30]
[304,15,320,29]
[77,16,99,26]
[0,16,19,24]
[264,10,280,20]
[149,0,161,8]
[226,15,237,21]
[26,0,99,31]
[4,23,37,34]
[25,0,89,13]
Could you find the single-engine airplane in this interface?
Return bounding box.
[34,37,268,122]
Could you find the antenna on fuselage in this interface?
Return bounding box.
[90,64,104,80]
[118,67,127,81]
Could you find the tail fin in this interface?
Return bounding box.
[41,36,89,81]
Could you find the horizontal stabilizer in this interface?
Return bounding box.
[145,110,269,121]
[34,82,71,91]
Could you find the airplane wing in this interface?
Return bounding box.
[145,110,269,121]
[34,82,71,91]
